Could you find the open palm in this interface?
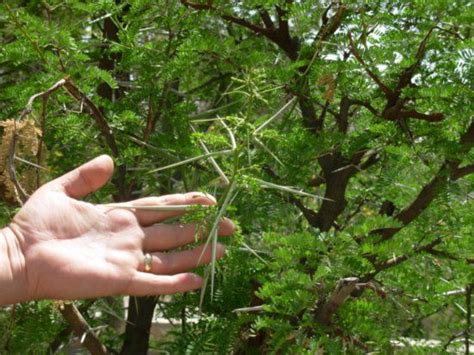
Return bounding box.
[7,155,233,302]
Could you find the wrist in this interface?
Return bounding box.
[0,226,29,305]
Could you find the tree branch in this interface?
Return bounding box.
[394,24,437,95]
[452,164,474,180]
[180,0,269,36]
[373,120,474,243]
[348,32,393,99]
[258,8,274,29]
[315,277,359,326]
[314,4,346,44]
[57,302,108,355]
[349,26,445,123]
[398,109,444,122]
[49,300,96,353]
[347,98,379,117]
[372,237,443,274]
[310,149,378,231]
[63,78,119,157]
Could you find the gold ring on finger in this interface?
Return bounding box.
[143,253,153,272]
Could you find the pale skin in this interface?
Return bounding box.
[0,155,234,305]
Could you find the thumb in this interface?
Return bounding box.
[50,155,114,199]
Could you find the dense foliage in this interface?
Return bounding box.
[0,0,473,353]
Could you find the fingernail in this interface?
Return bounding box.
[203,192,216,203]
[191,192,216,203]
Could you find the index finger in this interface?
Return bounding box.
[105,192,216,226]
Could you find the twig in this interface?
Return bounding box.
[372,237,443,274]
[348,32,392,98]
[443,330,467,352]
[63,77,119,157]
[7,126,29,204]
[8,78,69,203]
[19,79,67,120]
[14,156,47,170]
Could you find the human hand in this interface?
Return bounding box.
[0,155,233,304]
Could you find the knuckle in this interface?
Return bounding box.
[109,209,137,229]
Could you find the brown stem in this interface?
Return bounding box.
[63,78,119,157]
[36,96,48,189]
[315,277,359,326]
[259,8,274,29]
[348,32,393,99]
[373,118,474,243]
[58,303,108,355]
[452,164,474,180]
[49,300,96,353]
[394,24,437,95]
[372,237,443,274]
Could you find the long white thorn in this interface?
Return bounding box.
[253,97,297,135]
[252,177,332,201]
[191,125,230,185]
[148,150,232,173]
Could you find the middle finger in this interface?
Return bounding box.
[142,218,234,251]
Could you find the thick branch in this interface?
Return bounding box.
[289,195,319,224]
[397,164,449,225]
[373,121,474,243]
[310,149,378,231]
[120,297,157,354]
[221,13,270,37]
[275,5,289,37]
[372,163,449,242]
